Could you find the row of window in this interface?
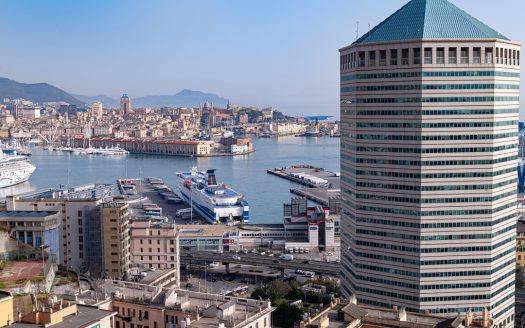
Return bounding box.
[349,292,515,319]
[341,83,519,92]
[343,274,514,303]
[355,120,518,128]
[341,46,519,70]
[352,236,514,255]
[351,166,516,179]
[348,246,514,266]
[342,96,519,104]
[345,262,514,291]
[355,144,516,154]
[341,70,520,81]
[349,178,517,192]
[347,258,515,279]
[352,201,515,217]
[352,189,516,204]
[345,108,519,116]
[355,224,515,242]
[350,212,516,229]
[354,132,518,141]
[343,154,518,167]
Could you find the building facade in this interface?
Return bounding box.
[0,211,61,262]
[340,0,519,326]
[91,101,103,118]
[129,220,180,286]
[5,184,113,270]
[102,202,131,280]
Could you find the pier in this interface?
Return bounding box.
[267,164,340,206]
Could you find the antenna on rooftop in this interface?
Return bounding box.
[355,21,360,40]
[368,23,371,38]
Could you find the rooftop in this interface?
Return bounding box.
[0,211,58,218]
[78,280,273,328]
[352,0,508,45]
[11,304,116,328]
[9,184,113,201]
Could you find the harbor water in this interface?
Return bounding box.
[1,136,340,224]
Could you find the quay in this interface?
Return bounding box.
[267,164,340,205]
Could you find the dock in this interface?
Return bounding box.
[267,164,340,205]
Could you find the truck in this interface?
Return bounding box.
[279,254,294,261]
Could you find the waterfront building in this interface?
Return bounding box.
[339,0,519,325]
[74,137,211,156]
[0,211,61,262]
[120,93,131,116]
[129,220,180,287]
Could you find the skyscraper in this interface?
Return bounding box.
[120,93,131,116]
[340,0,520,325]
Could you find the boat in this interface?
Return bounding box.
[0,152,36,188]
[176,168,249,225]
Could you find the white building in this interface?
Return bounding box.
[91,101,103,118]
[231,144,248,154]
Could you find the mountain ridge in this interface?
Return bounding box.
[0,77,230,109]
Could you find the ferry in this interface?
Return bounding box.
[176,168,249,224]
[0,151,36,188]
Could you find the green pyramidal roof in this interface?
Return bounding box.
[353,0,508,45]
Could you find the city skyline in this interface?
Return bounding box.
[0,0,523,117]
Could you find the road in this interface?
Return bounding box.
[180,251,341,276]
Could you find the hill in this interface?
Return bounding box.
[0,78,84,107]
[72,94,119,107]
[133,89,228,108]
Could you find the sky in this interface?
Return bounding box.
[0,0,523,117]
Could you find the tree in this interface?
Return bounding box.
[251,279,291,302]
[273,304,305,328]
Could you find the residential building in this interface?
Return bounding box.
[86,280,274,328]
[129,220,180,286]
[340,0,519,325]
[102,202,131,280]
[21,107,41,119]
[5,184,113,270]
[301,298,494,328]
[11,301,116,328]
[0,291,14,327]
[91,101,103,118]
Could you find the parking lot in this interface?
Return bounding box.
[118,177,206,224]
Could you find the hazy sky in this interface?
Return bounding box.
[0,0,523,117]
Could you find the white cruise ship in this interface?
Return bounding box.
[176,168,249,224]
[0,152,36,188]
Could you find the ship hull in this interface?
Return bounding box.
[176,171,249,224]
